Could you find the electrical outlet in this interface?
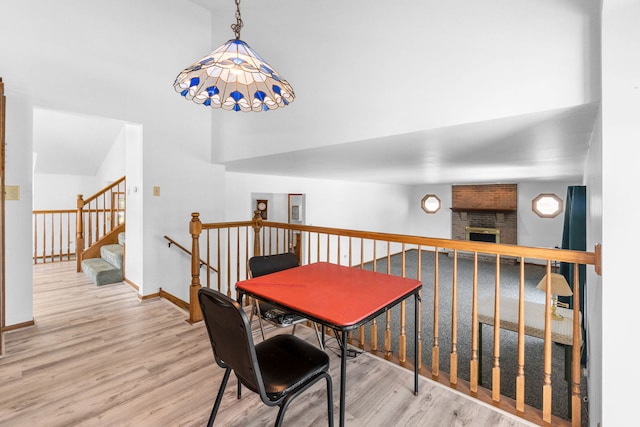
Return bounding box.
[153,186,160,196]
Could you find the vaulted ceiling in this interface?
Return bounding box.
[32,0,601,186]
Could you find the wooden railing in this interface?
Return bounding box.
[186,211,599,426]
[75,177,126,271]
[32,209,76,263]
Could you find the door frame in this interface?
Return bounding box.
[1,77,6,356]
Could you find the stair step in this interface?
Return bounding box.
[101,244,124,270]
[81,258,123,286]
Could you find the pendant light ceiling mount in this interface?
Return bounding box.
[174,0,295,112]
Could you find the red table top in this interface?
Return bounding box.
[236,262,422,329]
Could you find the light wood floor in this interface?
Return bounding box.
[0,261,540,427]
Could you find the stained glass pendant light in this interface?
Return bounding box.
[173,0,295,112]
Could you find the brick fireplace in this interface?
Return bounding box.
[451,184,517,245]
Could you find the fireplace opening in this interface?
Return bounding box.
[466,226,500,243]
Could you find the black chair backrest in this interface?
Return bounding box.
[248,252,299,278]
[198,287,265,395]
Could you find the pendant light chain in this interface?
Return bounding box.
[231,0,243,40]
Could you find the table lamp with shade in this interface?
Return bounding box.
[536,273,573,320]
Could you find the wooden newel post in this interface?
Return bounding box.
[251,210,263,257]
[75,194,85,272]
[189,212,203,324]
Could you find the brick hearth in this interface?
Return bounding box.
[451,184,518,245]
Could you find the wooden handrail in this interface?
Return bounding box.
[164,235,218,274]
[75,177,126,272]
[187,211,599,426]
[81,176,126,205]
[199,219,598,266]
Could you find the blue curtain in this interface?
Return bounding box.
[559,185,586,363]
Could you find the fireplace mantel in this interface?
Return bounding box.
[450,207,516,213]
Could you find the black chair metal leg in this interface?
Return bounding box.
[209,368,231,427]
[325,373,334,427]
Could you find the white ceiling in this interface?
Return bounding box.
[33,109,125,176]
[32,101,597,184]
[222,103,598,185]
[30,0,600,186]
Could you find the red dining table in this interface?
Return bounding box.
[236,262,422,427]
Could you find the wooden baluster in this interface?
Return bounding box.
[75,194,84,272]
[399,301,406,363]
[217,228,221,293]
[450,249,458,384]
[87,200,93,247]
[371,241,378,351]
[41,213,47,263]
[399,244,407,364]
[206,229,211,291]
[541,261,552,422]
[492,255,501,402]
[101,195,105,235]
[432,249,440,377]
[251,210,262,256]
[93,199,98,245]
[235,226,240,297]
[384,247,392,358]
[470,252,479,392]
[189,212,203,324]
[109,189,114,229]
[33,213,38,264]
[516,257,526,412]
[384,310,391,359]
[67,213,71,260]
[295,232,301,263]
[416,246,423,370]
[58,213,62,262]
[227,228,231,296]
[571,262,582,426]
[326,234,330,262]
[49,213,53,262]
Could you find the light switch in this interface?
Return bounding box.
[153,186,160,196]
[5,185,20,200]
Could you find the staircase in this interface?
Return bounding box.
[81,232,125,286]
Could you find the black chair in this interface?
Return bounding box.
[248,253,321,345]
[198,287,334,427]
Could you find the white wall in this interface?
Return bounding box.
[584,109,603,427]
[123,123,144,292]
[517,181,582,249]
[95,125,126,186]
[4,93,34,325]
[227,174,577,249]
[33,174,98,210]
[0,0,219,311]
[407,185,452,239]
[601,1,640,426]
[32,117,126,211]
[225,173,413,235]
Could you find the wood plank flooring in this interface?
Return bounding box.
[0,261,539,427]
